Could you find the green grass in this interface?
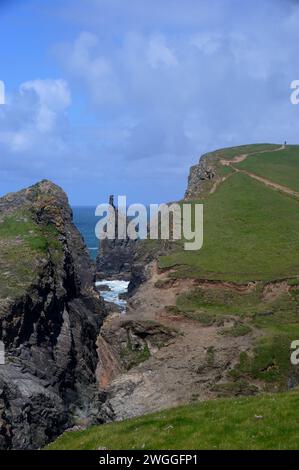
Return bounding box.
[221,322,252,337]
[46,390,299,450]
[230,335,296,386]
[0,210,61,252]
[212,379,258,397]
[0,210,62,298]
[159,172,299,282]
[211,143,280,160]
[228,288,299,387]
[175,285,263,318]
[172,281,299,388]
[120,340,150,370]
[236,145,299,192]
[0,212,48,251]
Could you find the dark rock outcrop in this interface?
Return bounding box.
[96,315,177,420]
[0,180,106,449]
[185,153,216,199]
[96,197,178,298]
[97,238,137,280]
[96,196,137,279]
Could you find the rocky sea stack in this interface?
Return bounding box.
[96,196,137,280]
[0,180,106,449]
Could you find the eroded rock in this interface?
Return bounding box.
[0,180,106,449]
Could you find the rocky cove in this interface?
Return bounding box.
[0,179,177,448]
[0,154,220,448]
[91,153,258,422]
[1,146,295,449]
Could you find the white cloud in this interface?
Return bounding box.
[190,33,222,56]
[147,35,178,68]
[20,79,71,133]
[56,17,299,166]
[58,32,122,105]
[2,0,299,204]
[0,79,71,153]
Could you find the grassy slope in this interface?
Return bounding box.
[214,143,280,160]
[159,147,299,389]
[46,390,299,450]
[0,209,61,299]
[47,144,299,450]
[169,282,299,389]
[160,171,299,282]
[236,145,299,192]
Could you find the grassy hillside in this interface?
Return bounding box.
[160,171,299,282]
[0,208,61,299]
[158,144,299,392]
[47,143,299,450]
[46,390,299,450]
[236,145,299,192]
[170,280,299,390]
[212,143,280,160]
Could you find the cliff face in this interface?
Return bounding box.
[184,153,216,200]
[0,180,106,449]
[97,238,138,280]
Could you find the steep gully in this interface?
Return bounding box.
[96,261,263,423]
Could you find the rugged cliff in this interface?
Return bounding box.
[96,195,179,290]
[96,196,138,280]
[0,180,106,449]
[97,238,138,280]
[184,154,216,199]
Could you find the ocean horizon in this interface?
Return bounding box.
[73,205,153,260]
[72,206,99,260]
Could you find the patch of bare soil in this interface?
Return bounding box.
[262,281,289,302]
[220,154,248,166]
[97,262,259,422]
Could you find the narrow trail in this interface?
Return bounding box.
[233,167,299,199]
[210,173,233,194]
[215,145,299,199]
[220,144,285,167]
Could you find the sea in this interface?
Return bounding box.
[72,206,129,311]
[72,206,99,261]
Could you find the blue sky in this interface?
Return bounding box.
[1,0,299,205]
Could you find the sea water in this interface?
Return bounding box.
[95,280,130,311]
[72,206,99,260]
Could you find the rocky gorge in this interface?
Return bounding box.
[1,143,296,449]
[94,144,299,424]
[0,178,176,449]
[93,151,255,422]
